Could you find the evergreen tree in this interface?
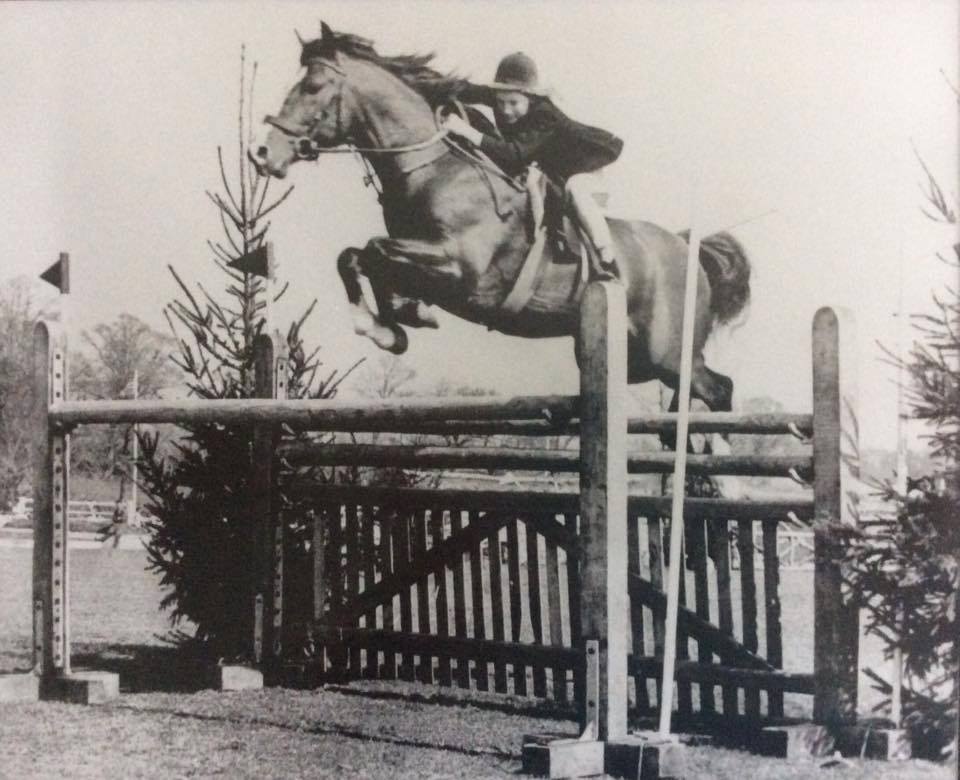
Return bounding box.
[137,48,358,657]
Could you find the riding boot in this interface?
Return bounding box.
[590,246,618,282]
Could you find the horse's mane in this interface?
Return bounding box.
[301,29,471,107]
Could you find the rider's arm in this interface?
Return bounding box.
[476,105,560,176]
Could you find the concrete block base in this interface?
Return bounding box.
[751,724,835,758]
[522,733,604,779]
[0,672,40,703]
[215,664,264,691]
[834,726,911,760]
[47,671,120,704]
[606,732,687,780]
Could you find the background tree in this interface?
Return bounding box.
[0,277,49,510]
[843,74,959,761]
[69,314,180,513]
[137,48,358,658]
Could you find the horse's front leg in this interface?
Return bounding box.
[337,246,407,353]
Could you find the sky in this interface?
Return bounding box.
[1,0,957,451]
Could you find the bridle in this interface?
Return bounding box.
[263,59,449,167]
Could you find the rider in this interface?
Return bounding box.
[444,52,624,281]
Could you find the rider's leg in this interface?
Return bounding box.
[565,172,616,279]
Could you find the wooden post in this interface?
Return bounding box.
[578,281,629,741]
[812,306,859,726]
[32,321,69,680]
[252,332,287,666]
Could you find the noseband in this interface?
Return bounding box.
[263,61,449,167]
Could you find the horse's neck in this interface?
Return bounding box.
[348,62,437,152]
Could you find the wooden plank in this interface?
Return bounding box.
[469,511,489,691]
[327,505,346,676]
[709,517,737,716]
[526,519,547,697]
[379,509,396,680]
[450,510,470,689]
[812,306,860,726]
[346,504,362,676]
[762,522,785,717]
[630,574,775,671]
[291,483,814,522]
[305,627,814,695]
[647,515,665,708]
[564,513,583,707]
[578,281,629,741]
[316,625,580,668]
[51,397,811,437]
[544,521,565,703]
[689,517,715,714]
[488,522,507,693]
[52,393,580,427]
[278,441,813,478]
[506,519,526,695]
[627,514,649,712]
[362,506,377,678]
[737,519,761,719]
[312,508,328,623]
[431,508,452,686]
[674,536,693,717]
[394,510,414,681]
[412,509,433,684]
[32,321,68,678]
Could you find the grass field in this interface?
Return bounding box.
[0,546,952,779]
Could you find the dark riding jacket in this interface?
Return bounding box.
[461,90,623,186]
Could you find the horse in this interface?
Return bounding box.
[250,23,751,414]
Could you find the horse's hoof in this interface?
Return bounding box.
[386,325,408,355]
[416,303,439,329]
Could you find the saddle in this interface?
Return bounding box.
[500,166,601,314]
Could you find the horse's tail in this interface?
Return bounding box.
[697,231,751,325]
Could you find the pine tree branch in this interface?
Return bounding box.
[216,146,243,215]
[217,207,245,257]
[205,190,244,229]
[258,185,295,220]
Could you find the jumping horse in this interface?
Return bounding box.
[251,23,751,413]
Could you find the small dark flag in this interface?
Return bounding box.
[40,252,70,294]
[228,243,275,280]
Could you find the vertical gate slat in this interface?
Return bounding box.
[396,510,414,681]
[488,519,507,693]
[380,509,397,680]
[431,508,452,687]
[469,511,489,691]
[413,508,433,684]
[709,517,737,715]
[690,517,715,714]
[762,521,784,717]
[362,506,377,678]
[544,517,565,703]
[668,520,693,716]
[346,504,362,677]
[627,513,649,712]
[526,518,546,697]
[647,515,665,708]
[506,519,526,695]
[564,513,583,707]
[450,510,470,689]
[312,506,328,675]
[327,504,345,677]
[737,519,761,718]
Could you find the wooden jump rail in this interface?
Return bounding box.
[2,266,867,771]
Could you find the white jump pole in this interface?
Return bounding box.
[657,200,703,738]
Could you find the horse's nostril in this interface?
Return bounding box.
[256,146,268,159]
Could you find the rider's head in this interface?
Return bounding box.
[489,52,546,125]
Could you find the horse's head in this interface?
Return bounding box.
[251,23,359,178]
[252,23,466,179]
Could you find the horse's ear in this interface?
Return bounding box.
[320,21,334,40]
[295,29,305,46]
